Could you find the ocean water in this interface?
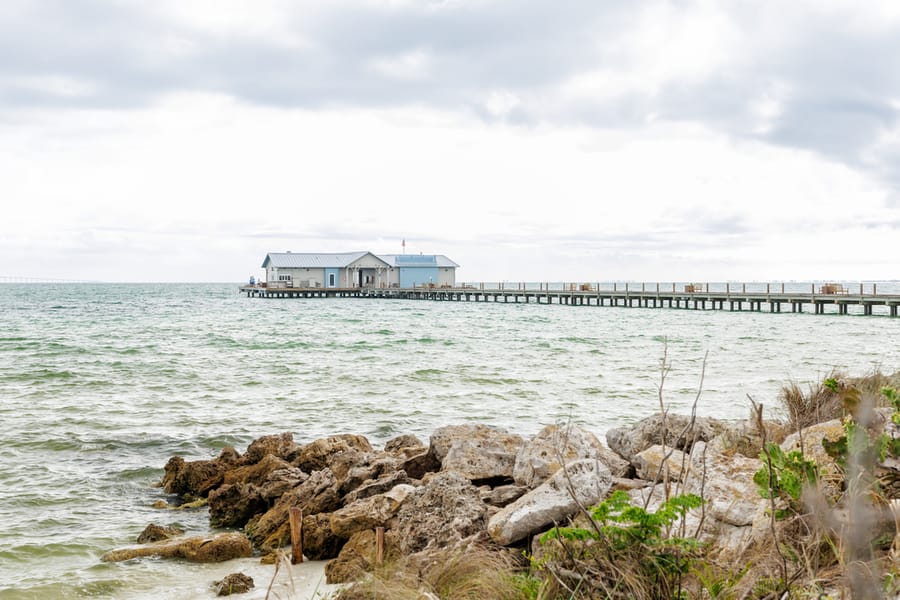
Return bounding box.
[1,282,899,598]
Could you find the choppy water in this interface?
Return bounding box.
[2,282,899,598]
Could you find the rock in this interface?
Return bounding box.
[683,442,764,527]
[136,523,184,544]
[246,468,342,552]
[161,447,241,499]
[384,434,427,457]
[391,471,488,555]
[224,454,293,488]
[330,484,415,538]
[514,424,630,488]
[208,483,267,528]
[302,512,347,560]
[632,444,688,482]
[481,484,528,508]
[431,424,525,482]
[780,418,846,484]
[213,572,254,596]
[325,529,380,584]
[399,447,441,479]
[343,470,414,505]
[243,432,300,465]
[627,485,754,561]
[297,435,373,473]
[259,467,309,501]
[337,454,401,496]
[101,532,252,563]
[606,413,728,463]
[487,458,613,546]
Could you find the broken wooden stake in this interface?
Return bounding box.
[289,507,303,564]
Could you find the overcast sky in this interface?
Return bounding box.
[2,0,899,283]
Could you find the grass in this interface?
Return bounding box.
[333,543,525,600]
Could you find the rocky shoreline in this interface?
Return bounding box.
[104,402,900,597]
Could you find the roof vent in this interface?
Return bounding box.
[286,250,291,253]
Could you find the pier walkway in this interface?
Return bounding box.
[240,282,900,317]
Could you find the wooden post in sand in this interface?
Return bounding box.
[375,527,385,566]
[289,507,303,564]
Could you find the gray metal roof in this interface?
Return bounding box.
[378,254,460,268]
[262,251,387,269]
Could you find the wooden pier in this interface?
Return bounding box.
[239,282,900,317]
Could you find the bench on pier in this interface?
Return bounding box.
[818,283,848,295]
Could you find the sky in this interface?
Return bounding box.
[1,0,899,283]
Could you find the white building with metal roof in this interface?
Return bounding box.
[261,251,458,289]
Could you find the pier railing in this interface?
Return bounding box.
[241,281,900,316]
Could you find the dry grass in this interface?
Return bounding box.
[334,543,526,600]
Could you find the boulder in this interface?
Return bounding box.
[384,434,427,457]
[391,471,488,555]
[259,467,309,501]
[780,418,846,482]
[399,447,441,479]
[606,413,728,463]
[208,483,267,528]
[632,440,764,528]
[136,523,184,544]
[101,532,252,563]
[487,458,613,546]
[337,454,401,496]
[481,484,528,508]
[325,529,380,584]
[343,470,415,505]
[302,512,347,560]
[246,468,342,552]
[224,454,293,488]
[431,424,524,482]
[683,442,764,527]
[514,424,630,488]
[297,434,373,473]
[161,447,241,499]
[213,572,254,596]
[632,445,688,482]
[243,432,300,465]
[330,484,415,538]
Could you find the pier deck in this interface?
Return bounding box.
[240,282,900,317]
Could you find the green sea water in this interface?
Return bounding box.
[1,282,899,598]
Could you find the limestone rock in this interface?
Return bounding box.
[384,434,426,457]
[161,447,241,499]
[399,447,441,479]
[101,532,252,563]
[514,424,630,488]
[780,418,846,484]
[259,467,309,501]
[302,512,347,560]
[246,468,342,552]
[330,484,415,538]
[632,444,688,482]
[606,413,728,462]
[136,523,184,544]
[224,454,293,488]
[297,434,373,473]
[325,529,379,584]
[683,442,764,527]
[488,458,613,546]
[337,454,401,496]
[213,572,254,596]
[243,432,300,465]
[481,484,528,508]
[431,424,524,482]
[391,471,488,555]
[208,482,267,528]
[343,470,414,505]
